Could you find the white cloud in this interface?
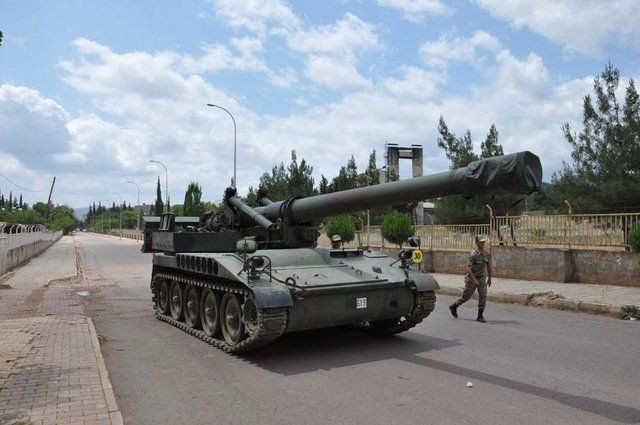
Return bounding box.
[382,66,442,102]
[288,13,379,58]
[304,55,372,90]
[474,0,640,56]
[420,30,502,69]
[376,0,452,22]
[207,0,300,33]
[0,85,71,169]
[4,35,610,208]
[289,13,379,90]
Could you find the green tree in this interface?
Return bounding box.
[183,182,204,216]
[154,177,164,215]
[252,150,317,201]
[629,222,640,253]
[433,117,524,223]
[481,124,504,157]
[287,150,315,197]
[32,202,48,217]
[324,214,356,243]
[331,156,358,192]
[437,117,479,168]
[318,175,330,194]
[381,211,414,247]
[0,30,3,46]
[551,64,640,212]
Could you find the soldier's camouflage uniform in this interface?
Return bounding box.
[454,248,491,308]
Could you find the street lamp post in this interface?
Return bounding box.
[206,103,237,188]
[113,192,123,241]
[126,181,141,230]
[149,160,169,213]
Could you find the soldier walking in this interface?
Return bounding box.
[449,235,492,322]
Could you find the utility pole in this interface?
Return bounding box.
[46,176,56,219]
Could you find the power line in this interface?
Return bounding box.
[0,170,46,192]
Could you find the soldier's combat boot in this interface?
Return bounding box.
[449,303,458,318]
[476,308,486,323]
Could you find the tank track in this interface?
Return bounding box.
[359,290,436,335]
[152,272,288,353]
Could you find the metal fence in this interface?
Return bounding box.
[492,213,640,249]
[0,224,63,275]
[318,212,640,251]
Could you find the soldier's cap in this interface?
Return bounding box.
[475,234,488,243]
[330,234,342,242]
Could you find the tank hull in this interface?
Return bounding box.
[149,247,438,351]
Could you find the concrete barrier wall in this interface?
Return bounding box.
[381,246,640,287]
[107,229,143,242]
[0,231,63,276]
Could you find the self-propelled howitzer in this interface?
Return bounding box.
[145,151,542,352]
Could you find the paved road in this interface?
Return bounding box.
[75,233,640,425]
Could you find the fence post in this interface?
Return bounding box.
[429,215,434,252]
[486,205,494,256]
[564,200,573,249]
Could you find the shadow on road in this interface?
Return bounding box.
[244,327,461,375]
[406,355,640,423]
[246,327,640,424]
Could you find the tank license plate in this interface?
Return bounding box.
[356,297,367,309]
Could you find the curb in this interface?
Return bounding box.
[87,317,123,425]
[436,285,628,317]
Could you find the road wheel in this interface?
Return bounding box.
[156,278,170,315]
[184,285,201,328]
[200,289,221,337]
[221,293,244,345]
[169,281,184,320]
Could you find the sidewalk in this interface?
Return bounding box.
[434,272,640,316]
[0,236,122,425]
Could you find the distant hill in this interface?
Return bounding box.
[73,207,89,221]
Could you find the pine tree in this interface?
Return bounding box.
[18,194,23,210]
[154,177,164,215]
[319,175,330,194]
[552,64,640,212]
[481,124,504,158]
[183,182,204,216]
[8,191,12,212]
[434,117,520,223]
[437,116,479,169]
[287,151,315,197]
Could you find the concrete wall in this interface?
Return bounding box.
[381,246,640,287]
[0,231,63,276]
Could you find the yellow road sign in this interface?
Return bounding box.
[412,249,423,264]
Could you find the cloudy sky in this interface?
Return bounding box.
[1,0,639,209]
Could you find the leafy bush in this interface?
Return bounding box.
[381,211,414,247]
[324,214,356,243]
[629,221,640,253]
[620,305,639,319]
[530,228,546,238]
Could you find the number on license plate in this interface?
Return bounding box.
[356,297,367,309]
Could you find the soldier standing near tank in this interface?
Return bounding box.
[449,234,492,322]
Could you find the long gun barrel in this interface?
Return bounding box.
[255,151,542,223]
